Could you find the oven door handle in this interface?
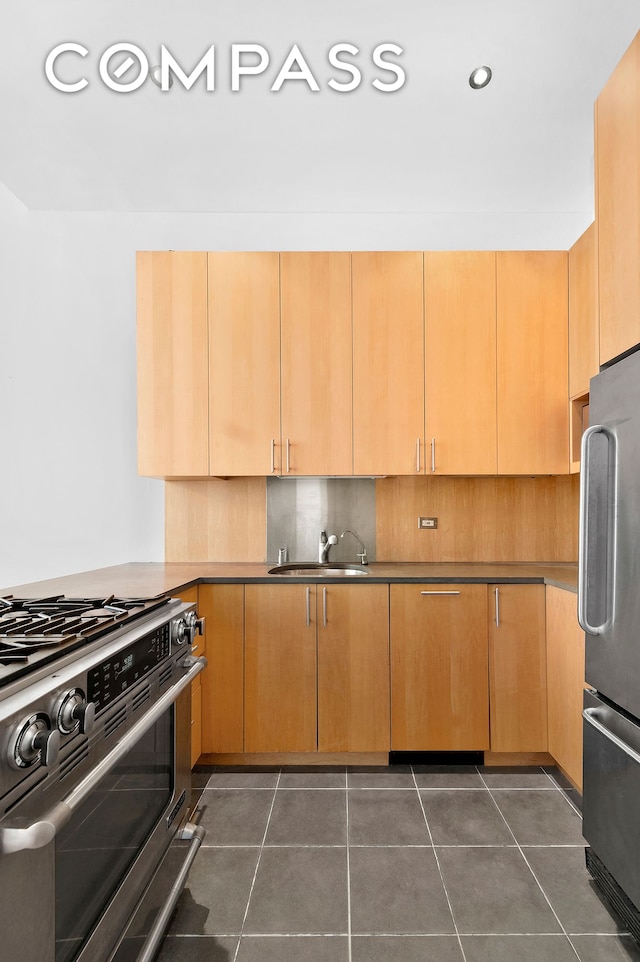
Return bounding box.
[0,655,207,856]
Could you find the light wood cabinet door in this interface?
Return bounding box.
[569,223,598,399]
[136,252,209,478]
[424,252,497,474]
[488,584,547,752]
[208,252,281,475]
[281,252,352,475]
[318,584,390,752]
[244,584,317,752]
[546,585,585,790]
[199,584,244,754]
[175,586,204,767]
[596,32,640,365]
[352,252,424,475]
[497,251,569,474]
[390,584,489,750]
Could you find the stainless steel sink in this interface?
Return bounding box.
[268,562,371,577]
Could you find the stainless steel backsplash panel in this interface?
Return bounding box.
[266,478,376,564]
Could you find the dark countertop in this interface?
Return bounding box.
[2,561,578,598]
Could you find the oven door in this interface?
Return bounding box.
[0,655,205,962]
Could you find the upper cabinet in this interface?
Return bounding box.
[496,251,569,475]
[137,249,570,478]
[352,252,425,475]
[424,251,497,474]
[568,223,598,399]
[280,252,352,475]
[596,31,640,365]
[208,252,280,476]
[136,251,209,477]
[568,223,597,473]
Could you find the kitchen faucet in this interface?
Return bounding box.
[318,530,338,563]
[340,529,368,565]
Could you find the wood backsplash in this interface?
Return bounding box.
[165,478,266,561]
[375,475,579,562]
[166,474,579,564]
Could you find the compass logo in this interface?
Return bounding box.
[44,42,406,93]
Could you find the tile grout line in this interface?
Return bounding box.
[345,769,352,962]
[231,769,282,962]
[411,765,470,962]
[477,768,583,961]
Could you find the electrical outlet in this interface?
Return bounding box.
[418,516,438,529]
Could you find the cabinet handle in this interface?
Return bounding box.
[270,439,276,474]
[323,587,327,627]
[494,587,500,627]
[286,438,291,474]
[416,439,421,472]
[305,587,311,627]
[420,590,460,596]
[430,438,436,473]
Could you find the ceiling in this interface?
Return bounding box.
[1,0,639,214]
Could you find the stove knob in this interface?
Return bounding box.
[55,689,96,736]
[33,729,61,767]
[185,610,205,637]
[75,700,96,736]
[8,713,61,770]
[171,617,189,646]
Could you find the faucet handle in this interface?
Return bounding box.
[327,534,338,546]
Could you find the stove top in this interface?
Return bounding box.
[0,595,172,684]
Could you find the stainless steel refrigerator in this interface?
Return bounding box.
[580,346,640,937]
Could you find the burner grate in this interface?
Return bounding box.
[0,594,171,672]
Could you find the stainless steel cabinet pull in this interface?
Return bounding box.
[270,438,276,473]
[578,424,616,635]
[286,438,291,473]
[305,587,311,627]
[323,587,327,627]
[430,438,436,473]
[494,587,500,627]
[416,439,421,472]
[0,656,207,855]
[583,708,640,766]
[420,590,460,596]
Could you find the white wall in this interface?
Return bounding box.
[1,203,591,589]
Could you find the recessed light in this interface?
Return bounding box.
[469,65,492,89]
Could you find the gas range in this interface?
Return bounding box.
[0,591,207,962]
[0,594,173,687]
[0,590,204,807]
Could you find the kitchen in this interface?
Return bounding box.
[2,2,640,961]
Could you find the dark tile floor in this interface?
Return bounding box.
[156,765,640,962]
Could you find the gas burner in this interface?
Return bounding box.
[0,594,172,674]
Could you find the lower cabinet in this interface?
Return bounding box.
[192,579,578,768]
[390,584,490,750]
[244,583,391,753]
[546,585,585,790]
[175,586,203,768]
[318,584,390,752]
[488,584,548,752]
[199,584,244,754]
[245,583,318,752]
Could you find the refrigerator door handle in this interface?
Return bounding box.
[579,423,616,635]
[583,707,640,766]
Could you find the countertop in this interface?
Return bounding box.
[2,561,578,598]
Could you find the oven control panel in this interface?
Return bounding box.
[88,624,171,712]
